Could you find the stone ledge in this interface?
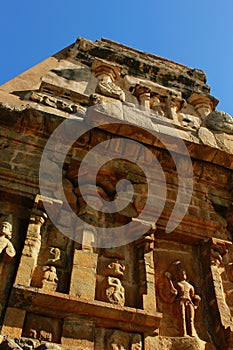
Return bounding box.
[10,285,162,335]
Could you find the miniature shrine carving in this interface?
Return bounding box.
[92,58,125,102]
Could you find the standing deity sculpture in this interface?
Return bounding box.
[159,260,201,337]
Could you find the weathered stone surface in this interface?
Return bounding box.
[0,36,232,350]
[204,110,233,134]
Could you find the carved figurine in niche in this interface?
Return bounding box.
[159,260,201,337]
[29,329,37,339]
[105,260,125,307]
[46,247,63,267]
[42,266,58,292]
[106,277,125,307]
[131,334,142,350]
[39,330,53,342]
[106,260,125,277]
[0,218,16,261]
[106,330,129,350]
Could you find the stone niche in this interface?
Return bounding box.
[30,221,74,294]
[95,244,139,308]
[22,312,62,343]
[155,240,205,339]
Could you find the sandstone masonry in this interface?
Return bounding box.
[0,36,233,349]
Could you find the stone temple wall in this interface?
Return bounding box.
[0,36,233,349]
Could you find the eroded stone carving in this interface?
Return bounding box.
[131,84,151,110]
[159,261,200,337]
[188,93,216,120]
[106,330,129,350]
[105,260,125,277]
[92,58,125,102]
[46,247,62,267]
[104,260,125,307]
[42,266,58,292]
[39,330,52,342]
[131,334,142,350]
[210,238,231,267]
[106,276,125,307]
[30,91,83,114]
[0,218,16,260]
[203,110,233,134]
[105,330,142,350]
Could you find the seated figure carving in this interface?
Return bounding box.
[42,266,58,292]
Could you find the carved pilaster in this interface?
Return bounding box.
[14,195,47,286]
[201,238,233,349]
[135,233,157,312]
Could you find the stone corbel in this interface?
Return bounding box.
[210,237,232,267]
[131,84,151,110]
[164,93,185,123]
[188,93,218,120]
[91,58,125,102]
[150,94,165,117]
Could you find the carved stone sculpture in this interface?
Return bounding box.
[92,58,125,102]
[105,260,125,278]
[159,261,200,337]
[106,330,129,350]
[0,219,16,260]
[46,247,62,267]
[42,266,58,292]
[203,110,233,134]
[96,81,125,102]
[131,334,142,350]
[39,330,52,342]
[106,276,125,307]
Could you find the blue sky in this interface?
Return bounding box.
[1,0,233,115]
